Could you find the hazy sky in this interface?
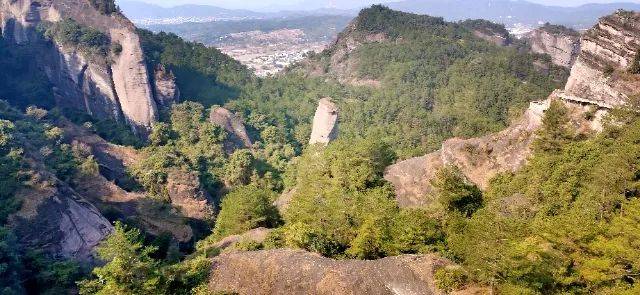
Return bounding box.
[122,0,640,9]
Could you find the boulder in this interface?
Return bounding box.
[208,249,485,295]
[209,106,252,153]
[309,98,339,145]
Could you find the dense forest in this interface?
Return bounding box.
[1,3,639,295]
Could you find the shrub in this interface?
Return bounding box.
[434,267,469,292]
[212,185,281,239]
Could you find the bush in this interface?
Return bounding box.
[431,166,483,217]
[212,185,281,239]
[434,267,469,292]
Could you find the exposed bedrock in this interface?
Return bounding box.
[309,97,339,145]
[208,249,485,295]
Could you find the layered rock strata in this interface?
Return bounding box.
[524,24,581,68]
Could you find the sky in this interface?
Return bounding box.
[120,0,640,10]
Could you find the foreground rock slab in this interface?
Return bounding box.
[208,249,484,295]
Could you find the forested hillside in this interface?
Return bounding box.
[233,5,568,159]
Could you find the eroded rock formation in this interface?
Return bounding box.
[309,97,339,145]
[153,64,180,110]
[524,24,581,68]
[0,0,167,135]
[208,249,484,295]
[10,172,113,260]
[209,106,252,153]
[564,10,640,108]
[385,100,549,207]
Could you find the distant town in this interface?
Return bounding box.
[214,29,330,77]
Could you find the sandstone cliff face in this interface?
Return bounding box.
[524,25,581,68]
[208,249,483,295]
[61,120,216,242]
[0,0,162,134]
[309,98,339,145]
[564,10,640,108]
[209,106,252,153]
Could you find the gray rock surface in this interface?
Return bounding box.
[564,10,640,108]
[153,64,180,109]
[309,98,339,145]
[10,180,113,260]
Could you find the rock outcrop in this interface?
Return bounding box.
[60,119,213,242]
[524,24,581,68]
[385,11,640,208]
[153,64,180,110]
[213,227,272,251]
[564,10,640,108]
[461,19,511,47]
[10,172,113,260]
[0,0,165,135]
[208,249,484,295]
[296,17,387,86]
[385,100,548,207]
[309,98,339,145]
[209,106,252,153]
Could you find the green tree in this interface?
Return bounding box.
[431,166,483,217]
[212,185,281,239]
[223,150,255,186]
[533,100,573,153]
[78,222,162,295]
[0,227,22,295]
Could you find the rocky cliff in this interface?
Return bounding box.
[461,19,511,47]
[309,98,339,145]
[385,11,640,208]
[0,0,176,135]
[564,10,640,108]
[208,249,484,295]
[524,24,581,69]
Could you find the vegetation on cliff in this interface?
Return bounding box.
[138,30,254,107]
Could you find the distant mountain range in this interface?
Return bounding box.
[118,0,640,29]
[387,0,640,29]
[117,1,356,25]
